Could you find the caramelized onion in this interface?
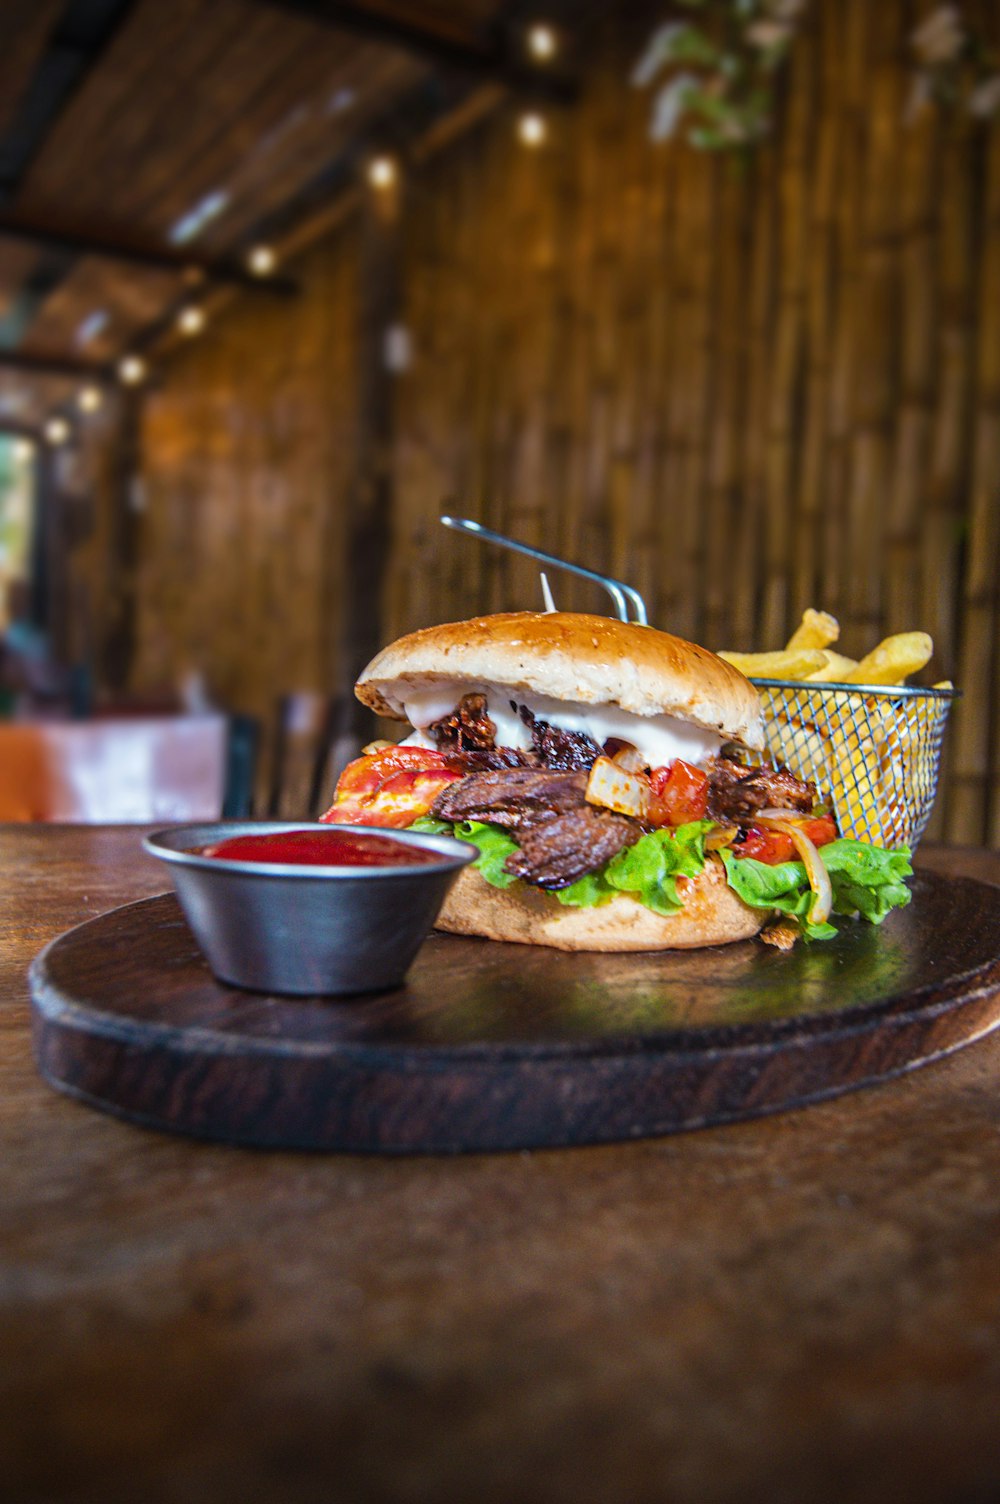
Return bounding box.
[754,809,833,926]
[704,825,738,851]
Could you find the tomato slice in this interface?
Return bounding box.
[799,814,837,848]
[320,749,461,827]
[333,745,449,799]
[736,813,837,865]
[736,827,796,864]
[647,760,709,826]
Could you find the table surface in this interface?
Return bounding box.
[3,828,1000,1504]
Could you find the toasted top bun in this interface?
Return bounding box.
[356,612,763,748]
[435,857,765,951]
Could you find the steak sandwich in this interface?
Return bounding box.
[321,612,912,950]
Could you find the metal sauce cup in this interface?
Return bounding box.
[143,822,477,997]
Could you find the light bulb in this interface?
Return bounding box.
[44,417,70,445]
[77,385,103,414]
[368,155,397,190]
[247,244,276,276]
[177,305,206,336]
[527,24,557,60]
[518,112,547,147]
[117,354,147,385]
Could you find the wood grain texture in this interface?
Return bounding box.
[3,829,1000,1504]
[29,872,1000,1153]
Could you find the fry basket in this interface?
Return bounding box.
[751,680,959,851]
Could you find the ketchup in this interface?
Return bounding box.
[196,829,446,867]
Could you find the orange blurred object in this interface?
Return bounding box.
[0,716,228,822]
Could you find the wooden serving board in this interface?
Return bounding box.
[29,872,1000,1153]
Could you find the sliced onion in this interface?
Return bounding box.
[704,824,738,852]
[754,809,833,926]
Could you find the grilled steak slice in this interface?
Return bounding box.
[445,745,536,773]
[430,768,588,829]
[504,806,640,889]
[429,692,498,753]
[707,757,815,822]
[519,706,602,772]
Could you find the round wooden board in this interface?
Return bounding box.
[29,872,1000,1153]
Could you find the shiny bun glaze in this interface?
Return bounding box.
[435,859,765,951]
[355,612,763,749]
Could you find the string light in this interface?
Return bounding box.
[368,154,397,190]
[177,305,206,336]
[247,244,276,276]
[77,385,103,414]
[518,112,547,147]
[527,23,557,60]
[117,354,147,385]
[12,438,34,463]
[44,416,70,446]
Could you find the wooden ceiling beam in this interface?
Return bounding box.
[0,0,142,206]
[0,418,43,441]
[249,0,577,103]
[0,349,114,383]
[0,214,300,295]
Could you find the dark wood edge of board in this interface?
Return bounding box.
[31,993,1000,1154]
[26,878,1000,1067]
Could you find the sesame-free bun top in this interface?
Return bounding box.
[356,612,763,748]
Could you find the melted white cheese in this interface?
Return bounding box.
[398,684,723,768]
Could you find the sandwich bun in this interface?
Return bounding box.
[357,612,763,750]
[435,856,765,952]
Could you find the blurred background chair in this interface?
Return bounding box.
[263,691,365,820]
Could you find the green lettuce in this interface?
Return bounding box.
[559,821,712,914]
[409,816,521,889]
[413,816,713,913]
[819,839,914,922]
[719,850,838,941]
[721,838,912,941]
[412,815,912,943]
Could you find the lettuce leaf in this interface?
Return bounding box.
[819,839,914,923]
[410,816,521,889]
[721,838,912,941]
[595,820,711,915]
[719,850,838,941]
[411,815,912,943]
[411,816,712,911]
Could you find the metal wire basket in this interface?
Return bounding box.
[751,680,959,851]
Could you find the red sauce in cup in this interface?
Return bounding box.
[196,829,446,867]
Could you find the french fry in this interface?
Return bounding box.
[785,608,840,652]
[805,650,859,683]
[717,648,828,680]
[844,632,933,686]
[826,706,889,843]
[746,610,947,848]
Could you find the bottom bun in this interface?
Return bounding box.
[435,856,766,952]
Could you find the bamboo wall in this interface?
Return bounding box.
[133,230,359,720]
[120,0,1000,845]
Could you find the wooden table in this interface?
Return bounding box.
[3,828,999,1504]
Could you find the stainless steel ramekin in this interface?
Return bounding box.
[143,821,476,997]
